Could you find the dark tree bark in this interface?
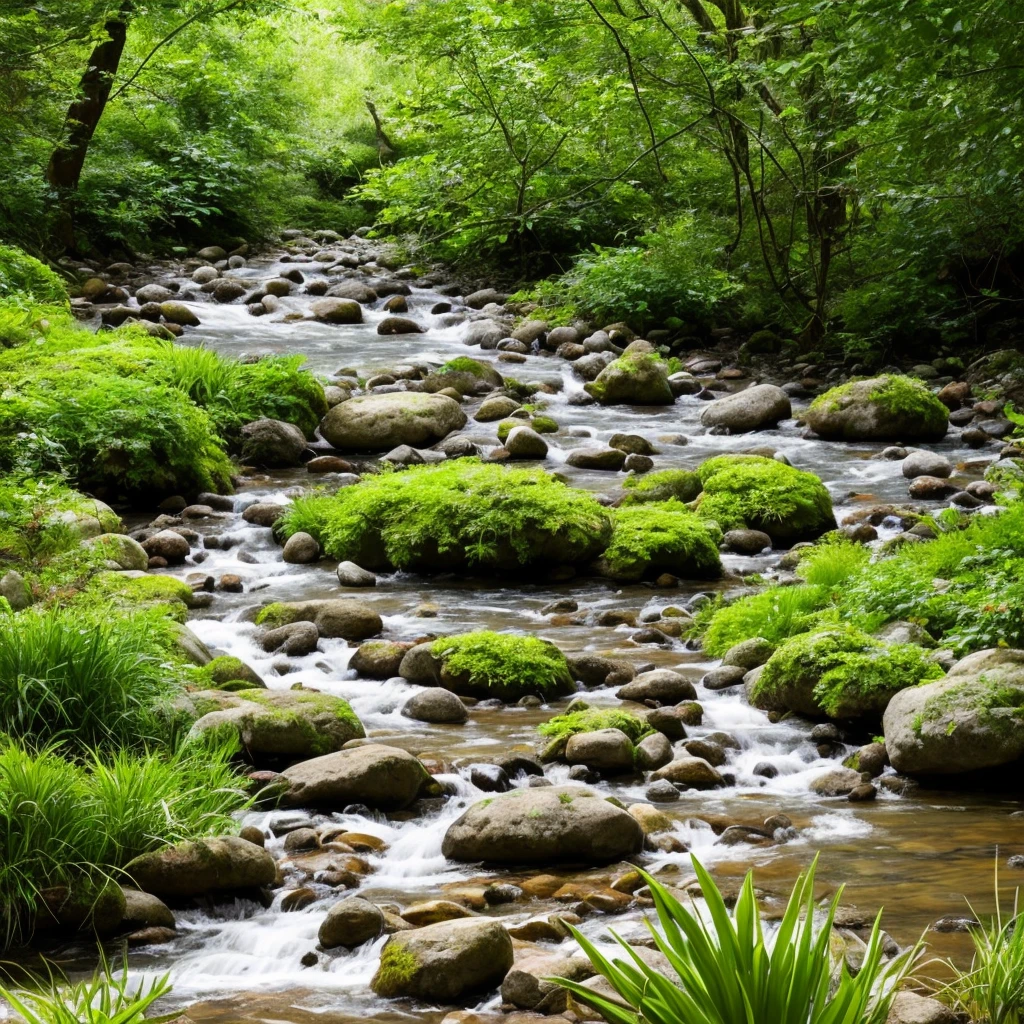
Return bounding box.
[45,2,133,252]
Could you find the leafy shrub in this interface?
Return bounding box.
[601,502,721,581]
[432,631,575,699]
[280,461,613,573]
[0,244,67,306]
[0,739,247,946]
[695,455,835,543]
[556,856,920,1024]
[0,607,186,754]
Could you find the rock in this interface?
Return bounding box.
[442,786,644,865]
[399,643,442,683]
[684,739,725,767]
[350,640,407,678]
[617,669,697,703]
[260,622,320,656]
[908,476,958,499]
[192,266,219,284]
[722,637,774,669]
[336,561,377,587]
[243,502,286,527]
[651,757,724,789]
[609,433,657,456]
[403,687,469,724]
[635,731,673,770]
[310,297,363,323]
[804,376,948,442]
[197,245,227,261]
[121,889,175,930]
[0,570,31,610]
[135,284,173,304]
[140,530,189,564]
[213,280,246,303]
[848,742,888,777]
[501,952,595,1014]
[125,836,275,900]
[188,688,363,758]
[848,783,877,802]
[883,648,1024,775]
[371,918,513,1000]
[646,706,689,740]
[466,288,508,309]
[282,532,319,564]
[319,897,384,949]
[320,392,466,450]
[808,767,862,797]
[475,395,521,421]
[700,384,791,432]
[505,427,549,459]
[565,446,627,470]
[585,342,674,405]
[511,319,548,344]
[258,599,381,640]
[377,316,424,335]
[901,451,952,479]
[565,729,635,773]
[886,992,958,1024]
[241,419,307,468]
[280,744,432,809]
[702,665,746,691]
[723,529,772,554]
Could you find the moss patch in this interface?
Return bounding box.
[537,708,653,762]
[373,942,421,997]
[917,675,1024,738]
[621,468,702,505]
[279,460,613,574]
[600,501,721,581]
[694,455,835,544]
[809,374,948,438]
[432,631,575,700]
[84,572,194,622]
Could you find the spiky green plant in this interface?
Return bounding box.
[553,856,921,1024]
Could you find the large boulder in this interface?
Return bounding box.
[700,384,792,433]
[804,375,948,442]
[187,688,364,760]
[310,297,363,324]
[616,669,697,704]
[279,744,433,809]
[442,786,644,865]
[125,837,276,900]
[584,342,674,405]
[320,393,466,451]
[256,599,382,640]
[883,648,1024,775]
[240,419,307,467]
[564,729,635,773]
[371,918,514,1001]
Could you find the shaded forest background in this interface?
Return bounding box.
[2,0,1022,356]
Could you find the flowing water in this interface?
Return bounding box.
[58,251,1024,1021]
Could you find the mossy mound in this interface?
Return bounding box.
[749,627,942,720]
[694,455,835,545]
[805,375,948,442]
[620,468,702,505]
[84,572,195,623]
[432,631,575,701]
[584,344,674,405]
[425,356,503,395]
[280,460,613,574]
[538,707,652,746]
[597,502,722,581]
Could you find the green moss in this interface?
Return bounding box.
[694,455,835,543]
[440,356,492,377]
[497,418,524,442]
[917,674,1024,737]
[254,602,295,628]
[752,627,942,720]
[83,572,193,622]
[809,374,948,436]
[432,631,574,700]
[601,501,721,581]
[531,415,559,434]
[201,656,264,691]
[373,943,421,997]
[232,688,364,750]
[584,349,672,404]
[538,707,653,744]
[279,460,613,574]
[621,468,702,505]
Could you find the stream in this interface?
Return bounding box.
[100,248,1024,1023]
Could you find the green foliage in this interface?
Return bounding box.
[0,954,170,1024]
[0,606,187,754]
[0,737,247,947]
[280,461,612,573]
[621,469,702,506]
[432,631,574,698]
[0,245,67,306]
[695,456,835,541]
[555,856,920,1024]
[944,874,1024,1024]
[752,627,942,719]
[538,707,653,745]
[795,539,871,590]
[601,502,721,581]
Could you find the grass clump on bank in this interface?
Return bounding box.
[0,738,248,947]
[281,460,613,573]
[694,455,835,544]
[599,502,722,581]
[433,631,575,701]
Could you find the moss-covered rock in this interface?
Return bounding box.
[319,391,467,450]
[253,599,382,640]
[620,468,702,505]
[537,707,652,762]
[805,375,949,442]
[424,356,503,395]
[84,571,195,622]
[432,631,575,702]
[584,341,674,405]
[748,627,942,720]
[279,461,613,574]
[595,502,722,581]
[883,648,1024,775]
[203,655,266,690]
[694,455,835,545]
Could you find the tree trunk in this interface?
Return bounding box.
[45,3,133,252]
